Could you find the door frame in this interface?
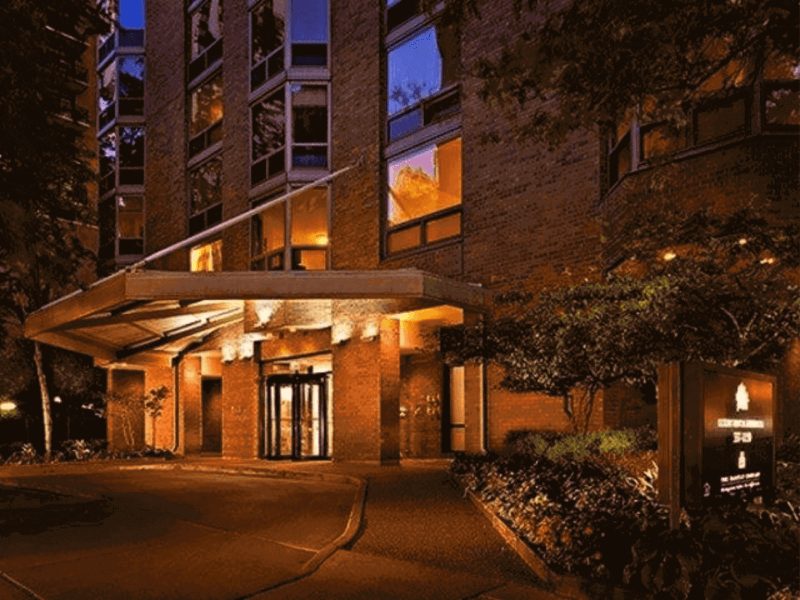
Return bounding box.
[264,373,330,460]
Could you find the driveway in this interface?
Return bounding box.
[0,467,357,600]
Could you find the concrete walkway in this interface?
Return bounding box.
[0,459,561,599]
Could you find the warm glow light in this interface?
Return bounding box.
[738,238,748,246]
[332,320,353,345]
[0,401,17,412]
[314,234,329,246]
[361,322,380,340]
[662,251,677,261]
[221,343,236,363]
[255,300,279,326]
[760,257,776,265]
[238,338,255,360]
[53,396,62,404]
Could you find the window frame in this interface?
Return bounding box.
[187,0,224,84]
[99,125,146,198]
[383,133,463,258]
[188,72,224,158]
[188,153,224,235]
[249,184,331,271]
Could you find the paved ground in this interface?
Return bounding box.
[0,460,561,600]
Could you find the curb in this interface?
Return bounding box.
[466,491,635,600]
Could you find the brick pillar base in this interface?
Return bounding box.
[221,357,261,459]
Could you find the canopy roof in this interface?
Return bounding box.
[24,269,488,365]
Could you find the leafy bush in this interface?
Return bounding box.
[3,442,39,465]
[3,439,176,464]
[777,434,800,463]
[453,448,800,599]
[505,426,657,460]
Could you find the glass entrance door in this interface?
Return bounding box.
[265,373,329,459]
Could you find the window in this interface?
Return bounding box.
[251,87,286,185]
[763,81,800,128]
[99,131,117,195]
[98,196,116,262]
[251,187,328,270]
[189,74,223,156]
[251,0,286,90]
[386,0,420,33]
[608,121,631,186]
[640,123,687,162]
[387,24,460,141]
[290,0,328,67]
[189,0,223,81]
[291,84,327,168]
[191,239,222,272]
[118,55,144,116]
[386,137,461,254]
[694,94,748,145]
[117,195,144,255]
[98,61,116,130]
[189,157,223,234]
[118,126,145,186]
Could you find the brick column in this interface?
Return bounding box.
[144,365,174,449]
[332,307,401,463]
[179,356,203,455]
[221,357,261,459]
[106,369,145,452]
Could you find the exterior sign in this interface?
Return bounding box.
[658,362,776,525]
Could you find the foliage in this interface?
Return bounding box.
[777,434,800,464]
[445,208,800,431]
[453,450,800,598]
[143,386,170,420]
[105,386,171,451]
[2,439,175,465]
[505,427,656,460]
[434,0,799,145]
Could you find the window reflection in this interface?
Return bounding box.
[290,0,328,66]
[292,84,327,168]
[191,240,223,272]
[252,0,286,66]
[190,157,222,215]
[388,25,459,115]
[119,127,144,168]
[387,137,461,226]
[191,0,223,60]
[118,56,144,98]
[190,75,224,137]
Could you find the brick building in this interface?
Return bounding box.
[26,0,799,461]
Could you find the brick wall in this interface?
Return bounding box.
[221,357,261,459]
[144,0,188,270]
[145,365,174,449]
[179,355,203,454]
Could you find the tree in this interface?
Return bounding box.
[445,208,800,432]
[104,386,170,451]
[436,0,799,145]
[0,1,106,458]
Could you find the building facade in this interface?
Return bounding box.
[26,0,799,460]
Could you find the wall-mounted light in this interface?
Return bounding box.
[238,338,255,360]
[332,320,353,345]
[361,322,379,341]
[221,343,237,364]
[255,300,280,327]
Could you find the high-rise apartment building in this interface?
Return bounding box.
[26,0,799,461]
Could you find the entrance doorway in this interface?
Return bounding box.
[265,373,329,459]
[201,378,222,453]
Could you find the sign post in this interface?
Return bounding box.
[658,362,776,527]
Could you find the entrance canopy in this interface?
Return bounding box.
[25,269,489,366]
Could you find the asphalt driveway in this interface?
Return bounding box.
[0,467,357,600]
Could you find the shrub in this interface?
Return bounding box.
[777,434,800,464]
[504,426,656,461]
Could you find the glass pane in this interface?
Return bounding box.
[290,187,328,246]
[426,211,461,243]
[279,384,293,456]
[641,124,685,160]
[292,85,327,143]
[191,0,223,59]
[610,134,630,183]
[388,25,459,115]
[291,0,328,42]
[695,97,746,144]
[190,239,222,272]
[292,248,326,270]
[252,0,286,65]
[189,157,222,215]
[252,88,285,160]
[764,85,800,126]
[98,198,116,260]
[190,75,224,137]
[260,201,286,254]
[119,127,144,168]
[117,196,144,239]
[387,225,421,253]
[99,131,117,176]
[119,0,144,29]
[300,384,321,457]
[118,55,144,98]
[98,61,116,113]
[387,137,461,226]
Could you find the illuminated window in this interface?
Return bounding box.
[191,240,222,272]
[250,187,328,270]
[189,157,223,234]
[291,0,328,67]
[251,0,286,89]
[387,24,459,141]
[189,0,223,80]
[386,137,461,254]
[291,84,328,168]
[189,74,223,157]
[251,87,286,185]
